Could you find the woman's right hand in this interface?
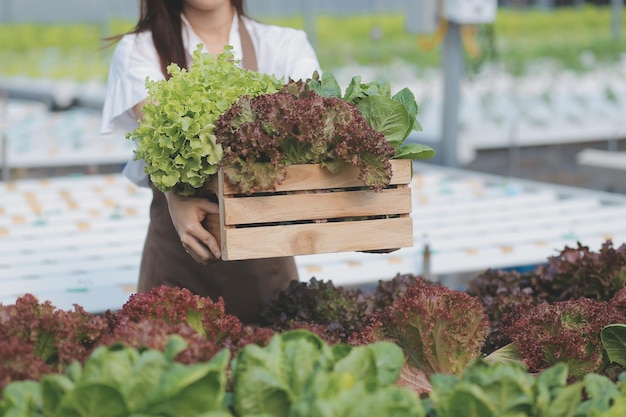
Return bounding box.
[165,190,222,264]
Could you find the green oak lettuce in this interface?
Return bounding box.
[230,329,425,417]
[427,360,626,417]
[0,336,232,417]
[129,45,283,196]
[428,361,580,417]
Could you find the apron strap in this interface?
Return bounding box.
[238,18,258,72]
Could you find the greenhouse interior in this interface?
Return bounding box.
[1,0,626,415]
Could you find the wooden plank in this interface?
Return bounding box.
[208,159,412,194]
[223,187,411,225]
[220,216,413,260]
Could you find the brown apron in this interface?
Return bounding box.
[137,19,298,324]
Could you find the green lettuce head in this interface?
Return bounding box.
[129,45,283,196]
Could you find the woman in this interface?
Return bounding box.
[101,0,321,323]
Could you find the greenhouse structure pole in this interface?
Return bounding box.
[612,0,623,40]
[0,91,7,182]
[1,0,13,22]
[440,20,463,168]
[535,0,553,9]
[303,1,318,48]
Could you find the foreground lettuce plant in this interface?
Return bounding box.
[349,278,490,394]
[231,329,425,417]
[427,360,626,417]
[0,294,109,390]
[1,330,424,417]
[500,297,626,379]
[0,336,231,417]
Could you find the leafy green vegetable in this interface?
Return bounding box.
[393,143,435,160]
[0,336,232,417]
[341,75,392,105]
[129,45,283,196]
[307,71,433,160]
[594,383,626,417]
[230,329,425,417]
[601,324,626,367]
[132,50,432,196]
[356,96,410,148]
[306,70,342,98]
[392,87,420,135]
[259,278,370,342]
[0,380,42,417]
[429,360,584,417]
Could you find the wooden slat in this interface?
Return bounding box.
[208,159,412,195]
[223,187,411,225]
[220,216,413,260]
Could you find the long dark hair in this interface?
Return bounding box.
[106,0,246,78]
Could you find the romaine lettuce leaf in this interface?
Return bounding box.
[394,143,435,160]
[356,95,410,149]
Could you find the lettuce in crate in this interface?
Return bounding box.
[128,45,283,196]
[212,73,434,195]
[307,71,435,161]
[214,79,397,194]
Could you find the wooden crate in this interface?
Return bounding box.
[204,159,414,260]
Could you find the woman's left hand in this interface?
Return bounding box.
[165,191,222,264]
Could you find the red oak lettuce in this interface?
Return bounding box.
[214,84,396,194]
[500,297,626,379]
[350,278,490,378]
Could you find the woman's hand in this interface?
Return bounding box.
[165,191,222,264]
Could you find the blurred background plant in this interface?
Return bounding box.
[0,5,623,82]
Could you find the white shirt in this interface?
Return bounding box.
[101,14,321,187]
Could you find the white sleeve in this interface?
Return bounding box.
[100,34,165,135]
[248,19,321,83]
[284,30,321,82]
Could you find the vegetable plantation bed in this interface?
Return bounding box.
[205,159,414,260]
